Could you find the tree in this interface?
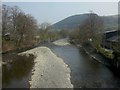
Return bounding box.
[2,5,11,36]
[15,12,38,47]
[0,5,2,52]
[59,29,69,38]
[78,12,104,46]
[2,5,38,49]
[10,6,21,33]
[38,22,51,41]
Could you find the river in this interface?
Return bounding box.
[49,39,120,88]
[2,39,120,88]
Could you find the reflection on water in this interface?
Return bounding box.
[2,53,35,88]
[50,44,120,88]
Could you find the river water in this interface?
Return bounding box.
[2,53,35,88]
[49,44,120,88]
[2,40,120,88]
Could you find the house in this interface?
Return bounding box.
[101,30,120,52]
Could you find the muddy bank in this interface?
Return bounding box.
[19,47,73,88]
[2,40,50,54]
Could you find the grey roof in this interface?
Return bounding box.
[107,35,120,42]
[105,30,117,33]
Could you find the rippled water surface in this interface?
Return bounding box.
[49,44,120,88]
[2,53,35,88]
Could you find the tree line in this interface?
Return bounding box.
[69,12,120,60]
[2,5,60,52]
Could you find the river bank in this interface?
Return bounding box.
[69,40,120,73]
[2,41,48,54]
[82,44,120,75]
[2,38,73,88]
[19,46,73,88]
[82,44,112,66]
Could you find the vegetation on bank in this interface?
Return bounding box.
[69,12,116,59]
[2,5,61,53]
[99,47,113,59]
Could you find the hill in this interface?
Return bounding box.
[52,14,118,30]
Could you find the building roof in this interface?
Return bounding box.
[105,30,117,33]
[107,35,120,43]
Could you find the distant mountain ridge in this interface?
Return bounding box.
[52,14,118,30]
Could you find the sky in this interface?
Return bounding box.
[3,2,118,24]
[2,0,120,2]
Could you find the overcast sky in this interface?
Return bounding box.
[3,2,118,24]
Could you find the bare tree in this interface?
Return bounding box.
[15,12,38,47]
[0,4,2,53]
[78,12,104,46]
[2,5,38,48]
[38,22,51,41]
[2,5,10,36]
[10,6,21,33]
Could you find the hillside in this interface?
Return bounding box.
[52,14,88,30]
[52,14,118,30]
[102,15,118,30]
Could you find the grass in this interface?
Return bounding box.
[91,37,114,59]
[99,47,114,59]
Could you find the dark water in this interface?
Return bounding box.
[49,44,120,88]
[2,53,35,88]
